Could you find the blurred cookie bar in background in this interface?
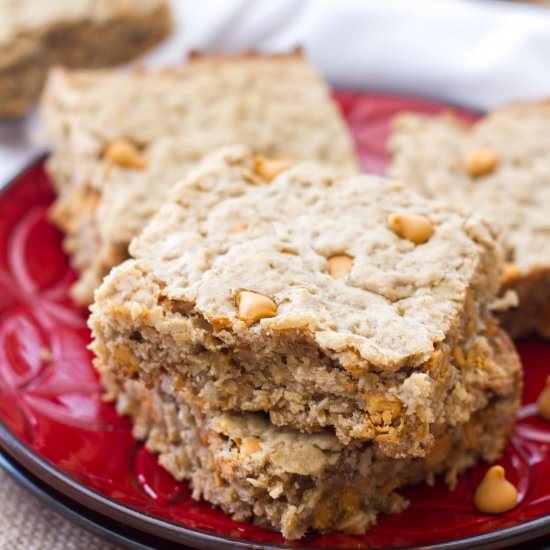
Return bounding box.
[40,52,358,304]
[389,103,550,338]
[0,0,172,117]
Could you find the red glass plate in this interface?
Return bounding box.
[0,92,549,550]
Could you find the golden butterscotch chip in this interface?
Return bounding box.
[387,213,434,244]
[236,291,277,324]
[211,316,232,330]
[500,262,523,286]
[105,139,146,170]
[464,147,498,178]
[254,156,292,181]
[474,465,518,514]
[537,375,550,421]
[240,437,261,456]
[328,254,353,278]
[112,344,140,376]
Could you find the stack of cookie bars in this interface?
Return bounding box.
[41,53,525,539]
[0,0,172,117]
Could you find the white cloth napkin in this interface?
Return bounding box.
[154,0,550,110]
[3,0,550,186]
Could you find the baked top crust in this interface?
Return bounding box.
[41,52,357,185]
[389,103,550,274]
[106,145,502,370]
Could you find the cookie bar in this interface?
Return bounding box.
[40,53,358,304]
[90,146,520,457]
[0,0,171,117]
[99,324,520,540]
[389,103,550,338]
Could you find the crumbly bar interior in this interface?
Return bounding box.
[99,326,520,540]
[92,258,518,459]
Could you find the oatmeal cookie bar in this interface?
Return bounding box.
[0,0,171,117]
[98,325,520,540]
[90,146,520,457]
[389,103,550,338]
[40,53,358,304]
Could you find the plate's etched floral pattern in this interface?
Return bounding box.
[0,94,549,548]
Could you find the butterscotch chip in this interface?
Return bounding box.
[254,156,292,181]
[236,291,277,324]
[474,465,518,514]
[328,255,353,278]
[240,436,261,456]
[537,375,550,421]
[464,148,498,178]
[500,262,523,286]
[387,213,434,244]
[104,139,146,170]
